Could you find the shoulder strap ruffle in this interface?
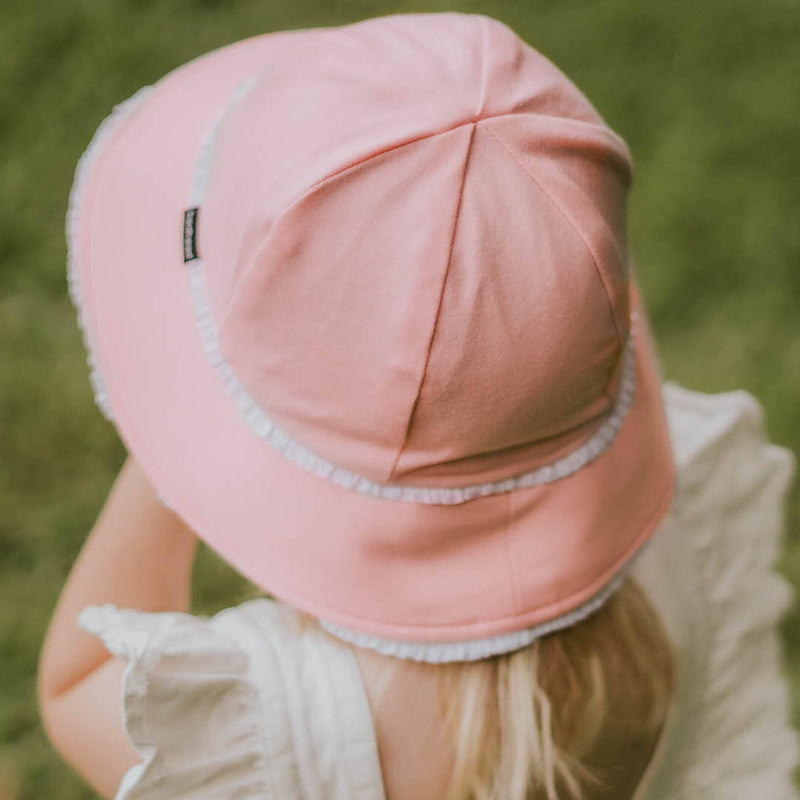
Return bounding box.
[632,381,800,800]
[210,598,387,800]
[78,602,285,799]
[78,598,386,800]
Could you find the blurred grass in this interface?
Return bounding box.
[0,0,798,797]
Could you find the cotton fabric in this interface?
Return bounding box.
[67,12,676,650]
[79,382,800,800]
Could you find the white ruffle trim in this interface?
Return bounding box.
[67,78,641,507]
[183,77,640,504]
[317,557,641,662]
[65,86,155,422]
[77,602,271,800]
[77,603,165,697]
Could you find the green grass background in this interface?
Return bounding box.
[1,0,798,796]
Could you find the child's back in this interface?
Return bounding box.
[74,382,799,799]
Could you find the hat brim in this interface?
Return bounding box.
[69,30,676,644]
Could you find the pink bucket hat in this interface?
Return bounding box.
[66,11,675,662]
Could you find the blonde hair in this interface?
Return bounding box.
[296,574,676,800]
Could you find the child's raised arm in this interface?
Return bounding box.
[36,455,198,797]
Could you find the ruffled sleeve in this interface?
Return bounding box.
[632,381,800,800]
[77,603,274,800]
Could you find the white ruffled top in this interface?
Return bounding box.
[78,382,800,800]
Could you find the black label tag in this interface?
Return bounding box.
[183,207,199,262]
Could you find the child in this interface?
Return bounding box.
[37,11,799,799]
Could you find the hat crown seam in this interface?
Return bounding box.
[480,123,627,350]
[387,123,478,482]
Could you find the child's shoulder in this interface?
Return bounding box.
[78,594,384,800]
[631,381,799,800]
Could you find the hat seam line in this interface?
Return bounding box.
[65,20,678,664]
[474,14,489,117]
[122,383,672,637]
[97,298,666,639]
[177,76,639,503]
[479,123,626,349]
[238,109,566,291]
[228,111,624,338]
[308,464,676,637]
[387,123,477,481]
[227,116,486,327]
[249,468,672,641]
[504,490,524,613]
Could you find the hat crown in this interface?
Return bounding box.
[199,12,634,485]
[70,10,676,657]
